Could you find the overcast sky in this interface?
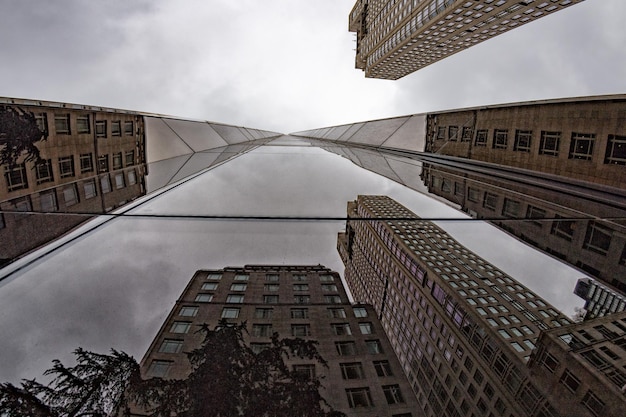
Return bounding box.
[1,0,624,132]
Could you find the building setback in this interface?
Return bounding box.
[574,278,626,320]
[349,0,585,79]
[337,195,603,416]
[139,264,418,417]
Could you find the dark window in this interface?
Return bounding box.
[159,339,183,353]
[264,283,279,292]
[502,198,520,217]
[462,126,473,142]
[293,364,315,379]
[35,159,54,184]
[374,360,393,377]
[147,360,172,377]
[335,341,356,356]
[483,192,498,211]
[124,121,134,136]
[58,156,75,178]
[263,295,278,304]
[294,295,310,304]
[95,120,107,138]
[366,340,383,354]
[111,121,121,136]
[332,323,352,336]
[293,284,309,291]
[539,131,561,156]
[550,215,575,241]
[254,308,273,319]
[454,182,464,196]
[54,114,70,134]
[448,126,458,141]
[526,205,546,227]
[98,155,109,173]
[474,129,488,146]
[253,324,272,337]
[383,384,404,404]
[125,151,135,166]
[493,129,508,149]
[467,187,480,203]
[35,112,48,133]
[340,362,364,379]
[76,115,90,134]
[604,134,626,165]
[291,308,309,319]
[583,221,612,255]
[113,152,123,170]
[514,130,532,152]
[80,153,94,173]
[569,132,595,160]
[581,391,604,417]
[291,324,310,337]
[436,126,445,140]
[559,370,580,393]
[346,387,373,408]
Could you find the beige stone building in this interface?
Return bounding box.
[139,264,418,416]
[0,97,146,265]
[349,0,585,79]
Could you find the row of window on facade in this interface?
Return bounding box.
[35,112,135,138]
[201,272,336,282]
[4,151,136,192]
[197,281,340,293]
[3,170,137,216]
[435,126,626,165]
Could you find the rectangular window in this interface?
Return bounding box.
[84,180,97,199]
[113,153,123,170]
[39,191,57,212]
[125,151,135,166]
[293,274,307,281]
[346,387,373,408]
[221,307,240,318]
[581,391,604,417]
[366,340,383,354]
[454,182,465,197]
[35,160,54,184]
[526,205,546,227]
[359,323,373,334]
[95,120,107,138]
[539,131,561,156]
[253,324,272,337]
[226,294,244,304]
[604,134,626,165]
[319,274,334,282]
[147,360,172,377]
[230,283,247,291]
[76,115,90,134]
[35,112,48,133]
[263,295,278,304]
[80,153,94,173]
[254,308,273,319]
[332,323,352,335]
[353,307,368,318]
[340,362,365,379]
[329,308,346,318]
[114,173,125,189]
[467,187,480,202]
[251,343,270,354]
[583,221,612,255]
[324,295,341,304]
[294,295,310,304]
[234,274,249,281]
[266,274,279,282]
[493,129,508,149]
[569,132,595,160]
[448,126,458,141]
[462,126,473,142]
[539,351,559,373]
[201,282,218,290]
[127,169,137,185]
[436,126,446,139]
[170,321,191,334]
[207,273,222,280]
[195,293,213,303]
[159,339,183,353]
[293,284,309,291]
[502,198,520,217]
[374,360,393,377]
[483,191,498,211]
[100,175,111,193]
[63,184,79,206]
[98,155,109,173]
[550,215,575,241]
[179,306,198,317]
[514,130,532,152]
[336,341,356,356]
[293,364,315,379]
[383,385,405,405]
[291,324,311,337]
[124,121,134,136]
[58,156,75,178]
[321,284,338,292]
[54,114,70,134]
[291,308,309,319]
[111,121,121,136]
[474,129,488,146]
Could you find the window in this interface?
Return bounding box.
[80,153,94,173]
[230,283,247,291]
[35,112,48,133]
[569,132,595,160]
[234,274,249,281]
[125,151,135,166]
[207,273,222,280]
[147,360,172,377]
[159,339,183,353]
[39,191,57,212]
[124,121,134,136]
[448,126,458,141]
[291,308,308,319]
[293,274,307,281]
[251,343,270,354]
[502,198,520,218]
[100,175,111,193]
[35,160,54,184]
[467,187,480,202]
[98,155,109,173]
[436,126,445,139]
[366,340,383,354]
[319,274,334,282]
[221,307,240,318]
[127,169,137,185]
[179,306,198,317]
[114,173,125,189]
[340,362,365,379]
[111,121,121,136]
[291,324,311,337]
[294,295,310,304]
[383,385,404,404]
[170,321,191,334]
[58,156,75,178]
[11,196,31,212]
[63,184,79,206]
[539,131,561,156]
[374,360,393,377]
[263,295,278,304]
[54,114,70,134]
[253,324,272,337]
[266,274,279,282]
[321,284,337,292]
[332,323,352,335]
[498,329,511,339]
[201,282,218,290]
[76,115,90,134]
[95,120,107,138]
[462,126,473,142]
[324,295,341,304]
[551,215,575,241]
[583,221,612,255]
[581,391,604,417]
[328,308,346,318]
[511,342,524,352]
[195,294,213,303]
[483,192,498,211]
[346,387,373,408]
[493,129,508,149]
[539,351,559,373]
[353,307,368,318]
[359,323,373,334]
[293,284,308,291]
[475,129,488,146]
[84,180,97,199]
[526,205,546,227]
[113,153,123,170]
[226,294,244,303]
[604,134,626,165]
[293,364,315,379]
[514,130,532,152]
[336,341,356,356]
[254,308,273,319]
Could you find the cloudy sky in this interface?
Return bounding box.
[1,0,624,132]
